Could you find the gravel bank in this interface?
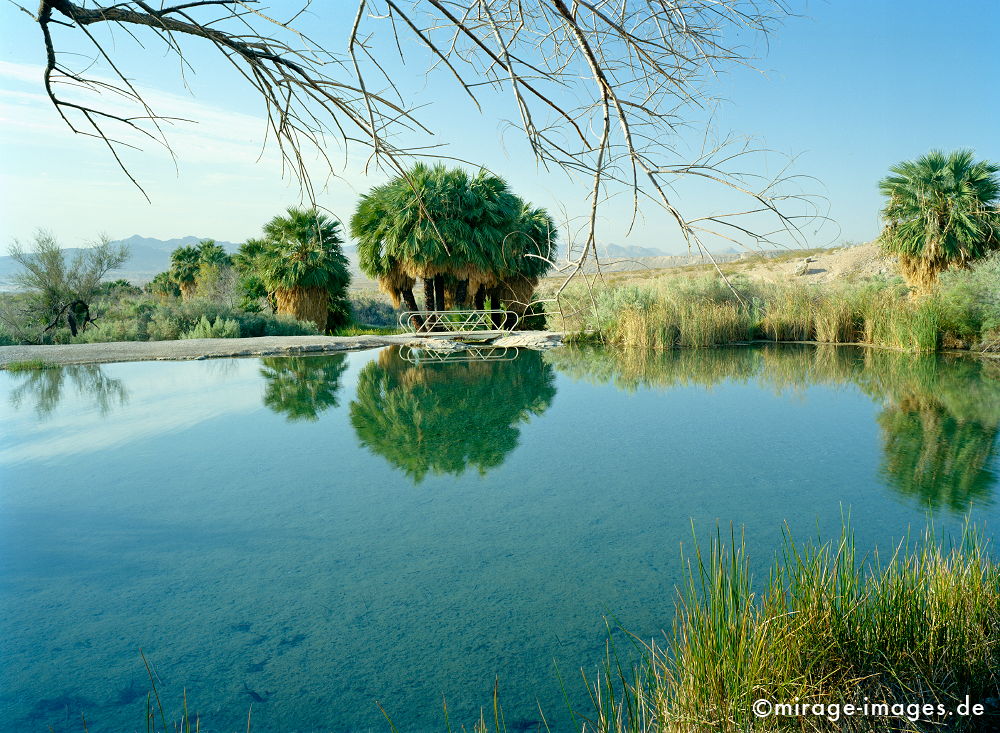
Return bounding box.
[0,332,565,367]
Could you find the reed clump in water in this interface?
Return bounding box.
[553,269,996,353]
[551,521,1000,733]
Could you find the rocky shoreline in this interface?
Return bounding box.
[0,332,566,368]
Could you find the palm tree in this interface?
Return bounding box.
[147,271,180,299]
[351,164,553,322]
[196,239,232,267]
[878,395,997,512]
[878,150,1000,291]
[485,201,558,323]
[233,238,274,311]
[351,182,419,311]
[169,245,202,300]
[256,207,351,331]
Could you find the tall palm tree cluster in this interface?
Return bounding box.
[350,164,557,318]
[879,149,1000,291]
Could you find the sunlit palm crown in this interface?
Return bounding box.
[257,207,350,292]
[879,149,1000,269]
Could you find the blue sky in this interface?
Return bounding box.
[1,1,997,252]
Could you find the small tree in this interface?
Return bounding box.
[879,150,1000,292]
[5,231,129,339]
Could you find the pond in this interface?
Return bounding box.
[2,345,999,732]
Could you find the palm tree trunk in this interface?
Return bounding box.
[454,279,469,308]
[473,285,486,310]
[434,275,446,313]
[423,278,436,311]
[275,286,329,331]
[488,286,504,328]
[179,281,196,300]
[401,288,423,330]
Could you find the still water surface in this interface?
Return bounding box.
[1,345,998,731]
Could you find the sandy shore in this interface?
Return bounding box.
[0,332,565,367]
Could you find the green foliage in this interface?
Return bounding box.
[169,244,202,287]
[349,347,556,482]
[195,239,231,266]
[878,149,1000,288]
[98,279,141,297]
[27,293,323,344]
[257,207,350,292]
[565,274,988,352]
[935,251,1000,345]
[232,238,270,310]
[169,240,233,295]
[237,207,353,328]
[659,521,1000,731]
[349,293,398,327]
[146,271,181,298]
[180,315,241,339]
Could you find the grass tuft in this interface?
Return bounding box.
[3,359,58,371]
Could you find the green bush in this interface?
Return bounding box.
[936,252,1000,347]
[181,315,241,339]
[350,293,397,327]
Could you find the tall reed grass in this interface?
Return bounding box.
[558,276,953,353]
[399,520,1000,732]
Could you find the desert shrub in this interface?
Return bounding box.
[73,319,144,343]
[181,315,241,339]
[936,252,1000,347]
[351,294,396,326]
[261,315,321,336]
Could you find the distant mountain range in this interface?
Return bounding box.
[0,235,243,288]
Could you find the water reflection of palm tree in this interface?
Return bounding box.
[349,347,556,482]
[8,365,128,418]
[260,355,348,421]
[878,395,997,512]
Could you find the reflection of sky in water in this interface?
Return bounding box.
[0,346,998,732]
[2,361,262,466]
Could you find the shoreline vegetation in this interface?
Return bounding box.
[550,252,1000,356]
[120,519,1000,732]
